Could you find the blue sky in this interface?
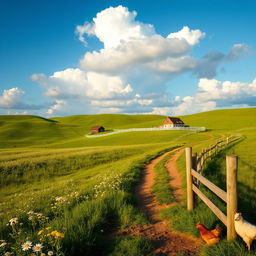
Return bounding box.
[0,0,255,116]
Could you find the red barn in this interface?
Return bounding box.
[160,117,185,128]
[90,126,105,134]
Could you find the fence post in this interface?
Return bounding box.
[192,153,199,205]
[226,155,238,240]
[186,147,194,211]
[202,149,205,162]
[200,150,204,168]
[192,153,197,172]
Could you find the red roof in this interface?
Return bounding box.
[163,117,184,125]
[91,125,104,130]
[91,125,103,129]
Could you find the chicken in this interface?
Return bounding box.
[234,212,256,251]
[196,221,222,246]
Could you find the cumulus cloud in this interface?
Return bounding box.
[76,5,155,49]
[167,26,205,46]
[197,78,256,103]
[28,5,253,116]
[77,5,250,82]
[0,88,25,108]
[32,68,133,100]
[0,87,47,111]
[166,78,256,115]
[78,6,204,72]
[80,35,193,72]
[47,100,66,115]
[147,56,197,73]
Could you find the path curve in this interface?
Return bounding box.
[119,149,202,255]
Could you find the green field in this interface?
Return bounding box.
[0,108,255,255]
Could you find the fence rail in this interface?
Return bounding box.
[185,136,238,240]
[86,126,206,138]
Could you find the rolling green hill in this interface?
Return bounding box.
[181,107,256,130]
[0,108,255,148]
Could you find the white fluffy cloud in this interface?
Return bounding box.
[80,35,193,72]
[28,5,253,116]
[167,26,205,46]
[0,88,25,108]
[147,56,197,73]
[33,68,133,100]
[197,78,256,101]
[47,100,66,115]
[76,5,155,49]
[166,78,256,115]
[78,5,204,72]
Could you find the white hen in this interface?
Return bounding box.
[234,212,256,250]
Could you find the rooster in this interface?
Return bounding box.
[196,221,222,246]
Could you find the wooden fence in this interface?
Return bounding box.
[185,137,238,240]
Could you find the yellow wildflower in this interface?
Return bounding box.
[37,230,44,235]
[50,230,64,239]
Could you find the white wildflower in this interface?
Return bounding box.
[32,243,43,252]
[9,217,18,225]
[22,241,32,251]
[0,242,7,247]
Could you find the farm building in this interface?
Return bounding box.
[90,126,105,134]
[160,117,186,128]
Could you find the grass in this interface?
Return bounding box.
[160,136,256,255]
[152,150,177,204]
[0,143,178,255]
[0,108,255,255]
[109,236,153,256]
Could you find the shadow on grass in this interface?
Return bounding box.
[160,136,256,255]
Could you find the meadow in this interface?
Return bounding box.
[0,108,255,255]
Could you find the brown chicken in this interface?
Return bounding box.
[196,222,222,246]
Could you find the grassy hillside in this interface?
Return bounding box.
[52,113,165,130]
[0,115,78,148]
[1,108,255,148]
[182,107,256,131]
[0,108,255,255]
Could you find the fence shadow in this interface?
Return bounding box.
[202,137,256,224]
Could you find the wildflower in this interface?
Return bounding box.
[50,231,64,239]
[0,241,7,247]
[48,251,54,255]
[38,230,44,235]
[46,227,52,230]
[9,217,18,225]
[22,241,32,251]
[41,253,46,256]
[55,197,64,202]
[32,243,43,252]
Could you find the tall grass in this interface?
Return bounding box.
[0,148,140,186]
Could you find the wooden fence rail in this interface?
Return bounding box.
[185,137,238,240]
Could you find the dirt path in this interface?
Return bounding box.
[119,149,202,255]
